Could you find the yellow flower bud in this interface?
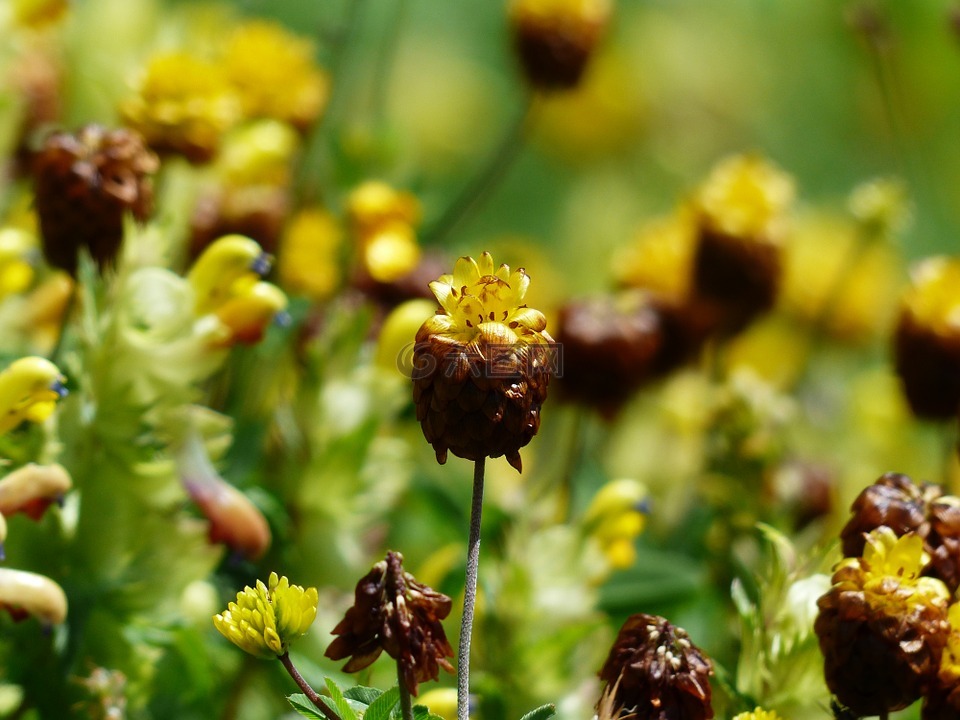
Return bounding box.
[213,572,318,659]
[278,208,343,301]
[0,568,67,626]
[0,463,71,520]
[0,357,66,436]
[188,234,271,316]
[213,281,288,347]
[363,224,421,283]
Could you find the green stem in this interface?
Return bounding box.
[425,96,532,245]
[370,0,407,125]
[457,457,486,720]
[397,661,415,720]
[278,652,338,720]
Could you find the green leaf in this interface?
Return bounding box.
[288,694,329,719]
[345,685,384,707]
[519,704,556,720]
[410,704,445,720]
[326,677,360,720]
[363,687,399,720]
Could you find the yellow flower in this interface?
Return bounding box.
[222,20,329,130]
[363,224,421,283]
[582,478,649,570]
[830,527,949,617]
[940,602,960,684]
[0,568,67,626]
[347,181,421,239]
[0,357,66,436]
[0,463,71,521]
[900,256,960,338]
[188,234,272,316]
[421,252,549,345]
[278,208,343,301]
[121,51,241,163]
[212,281,288,347]
[732,708,784,720]
[213,572,318,659]
[696,154,795,241]
[614,209,696,300]
[218,120,300,188]
[0,228,36,301]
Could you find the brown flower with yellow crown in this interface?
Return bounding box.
[815,527,951,716]
[412,252,553,472]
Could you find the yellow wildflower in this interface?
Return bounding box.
[218,120,300,188]
[213,572,318,659]
[121,51,241,163]
[0,568,67,626]
[732,708,784,720]
[222,20,329,130]
[278,208,343,301]
[696,154,795,241]
[11,0,68,28]
[347,181,421,239]
[614,209,696,300]
[188,234,271,316]
[0,229,36,301]
[582,478,649,570]
[900,257,960,338]
[363,223,421,283]
[0,357,66,435]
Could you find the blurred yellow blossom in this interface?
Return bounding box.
[0,357,66,435]
[217,120,300,188]
[0,229,36,301]
[121,51,241,163]
[0,568,67,626]
[347,181,421,238]
[582,478,649,569]
[222,20,329,131]
[614,209,695,300]
[732,708,784,720]
[11,0,68,28]
[278,208,343,301]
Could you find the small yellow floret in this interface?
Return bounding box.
[732,708,785,720]
[347,181,421,238]
[0,357,66,436]
[696,154,795,241]
[901,256,960,337]
[278,209,342,301]
[614,210,695,300]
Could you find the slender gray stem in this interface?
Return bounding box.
[397,661,415,720]
[457,457,486,720]
[278,652,338,720]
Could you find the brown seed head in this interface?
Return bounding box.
[598,614,714,720]
[33,125,158,275]
[325,551,454,696]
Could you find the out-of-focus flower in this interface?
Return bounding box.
[732,709,784,720]
[0,463,71,520]
[121,51,241,163]
[815,527,950,716]
[222,20,329,131]
[581,478,648,569]
[190,185,290,258]
[0,356,66,435]
[412,252,554,471]
[691,154,794,333]
[0,229,36,301]
[326,550,454,696]
[211,280,288,347]
[18,273,73,353]
[187,234,272,316]
[177,431,271,560]
[614,210,696,302]
[74,668,127,720]
[0,568,67,626]
[597,613,714,720]
[509,0,612,91]
[33,125,158,275]
[417,688,458,720]
[347,181,421,238]
[11,0,69,28]
[925,602,960,720]
[556,292,688,417]
[217,120,299,189]
[278,208,343,302]
[893,256,960,420]
[840,472,960,593]
[376,299,438,377]
[848,176,911,240]
[213,572,318,659]
[779,213,900,343]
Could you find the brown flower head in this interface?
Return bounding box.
[509,0,612,91]
[598,613,714,720]
[840,472,960,593]
[554,292,665,418]
[923,602,960,720]
[893,257,960,420]
[690,154,794,334]
[412,252,554,472]
[325,551,454,696]
[815,528,951,716]
[33,125,158,275]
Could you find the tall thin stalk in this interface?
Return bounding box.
[457,457,486,720]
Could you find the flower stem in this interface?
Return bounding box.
[397,661,415,720]
[278,652,338,720]
[425,97,532,246]
[457,457,486,720]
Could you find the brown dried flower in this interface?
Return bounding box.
[33,125,158,275]
[325,551,454,696]
[598,613,714,720]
